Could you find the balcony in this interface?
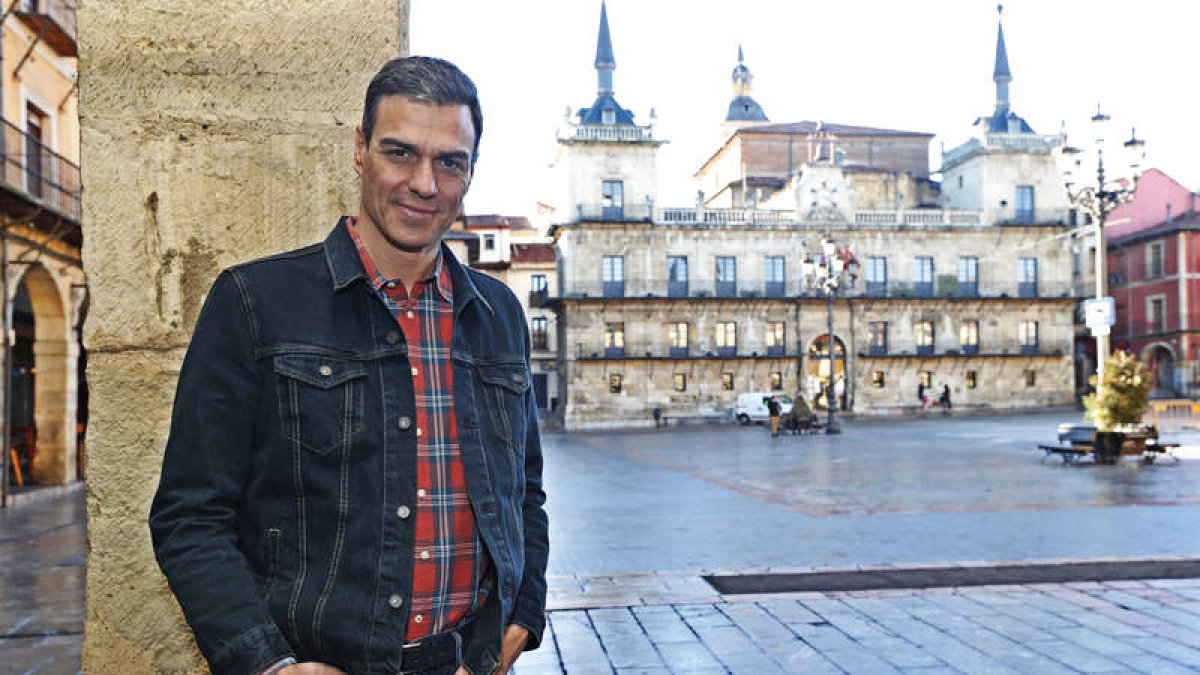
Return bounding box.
[575,341,799,361]
[1116,314,1200,339]
[563,125,656,143]
[528,289,550,307]
[560,278,1076,301]
[0,117,81,238]
[569,205,991,228]
[860,343,1066,359]
[14,0,77,57]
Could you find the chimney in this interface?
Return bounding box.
[1166,204,1173,223]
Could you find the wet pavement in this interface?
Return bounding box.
[5,411,1200,673]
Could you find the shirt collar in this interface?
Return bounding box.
[345,216,453,303]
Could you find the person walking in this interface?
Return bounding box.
[767,396,782,437]
[939,384,952,412]
[917,381,930,414]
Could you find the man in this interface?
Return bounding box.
[766,396,781,437]
[149,56,548,675]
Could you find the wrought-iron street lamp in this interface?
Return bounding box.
[802,238,857,434]
[1060,103,1146,397]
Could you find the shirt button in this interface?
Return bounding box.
[388,594,403,609]
[420,550,430,560]
[397,505,411,519]
[385,281,397,290]
[411,367,419,377]
[398,416,412,430]
[417,488,427,498]
[386,331,401,345]
[406,310,415,319]
[318,365,333,377]
[413,614,424,624]
[416,427,423,437]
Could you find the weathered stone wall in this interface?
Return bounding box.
[79,2,407,671]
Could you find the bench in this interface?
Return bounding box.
[1143,442,1181,464]
[1038,444,1091,464]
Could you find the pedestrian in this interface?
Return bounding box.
[652,406,663,429]
[767,395,782,436]
[148,57,548,675]
[939,384,952,411]
[917,380,930,413]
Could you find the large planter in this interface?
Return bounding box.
[1093,431,1124,465]
[1093,430,1148,464]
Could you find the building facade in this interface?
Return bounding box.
[0,1,84,500]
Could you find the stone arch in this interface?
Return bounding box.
[805,333,847,410]
[11,262,77,484]
[1140,341,1177,398]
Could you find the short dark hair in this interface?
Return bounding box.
[361,56,483,164]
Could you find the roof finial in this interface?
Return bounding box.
[594,0,616,96]
[998,3,1003,17]
[738,43,744,64]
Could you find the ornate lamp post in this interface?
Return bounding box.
[1060,104,1145,397]
[802,238,857,434]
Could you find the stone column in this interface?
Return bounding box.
[79,2,407,671]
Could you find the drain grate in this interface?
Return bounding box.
[704,559,1200,595]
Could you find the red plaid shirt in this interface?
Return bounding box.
[347,218,488,640]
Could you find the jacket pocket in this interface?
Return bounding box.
[478,362,529,452]
[274,354,366,455]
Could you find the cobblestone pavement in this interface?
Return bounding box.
[6,411,1200,673]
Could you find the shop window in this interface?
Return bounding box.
[872,371,885,388]
[722,372,735,391]
[673,373,686,392]
[609,373,622,394]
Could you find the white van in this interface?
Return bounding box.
[735,392,793,425]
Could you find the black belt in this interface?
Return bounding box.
[399,620,474,674]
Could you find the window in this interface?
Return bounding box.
[769,371,783,391]
[1015,185,1035,224]
[865,257,887,296]
[920,371,933,387]
[715,256,737,297]
[722,372,735,391]
[530,273,548,305]
[1072,247,1081,278]
[673,373,687,392]
[872,371,885,388]
[1024,370,1036,387]
[483,233,496,251]
[602,255,624,297]
[25,103,47,199]
[766,321,786,356]
[668,321,689,357]
[604,322,625,357]
[601,179,624,218]
[868,321,888,356]
[609,373,622,393]
[1147,296,1166,333]
[959,320,979,355]
[1019,321,1039,354]
[914,257,934,297]
[601,108,616,125]
[716,321,737,357]
[1147,242,1164,279]
[958,257,979,297]
[1018,258,1038,298]
[966,371,977,389]
[915,320,935,356]
[764,256,786,297]
[667,256,689,297]
[531,317,548,350]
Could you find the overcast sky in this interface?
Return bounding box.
[411,0,1198,217]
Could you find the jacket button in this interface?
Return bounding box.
[398,416,412,430]
[386,330,401,345]
[510,373,522,383]
[396,505,411,519]
[388,594,403,609]
[318,365,333,377]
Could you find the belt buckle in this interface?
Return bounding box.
[399,638,437,673]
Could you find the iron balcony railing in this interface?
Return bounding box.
[14,0,77,56]
[0,117,81,222]
[565,205,1078,228]
[859,342,1065,358]
[575,341,799,361]
[1115,314,1200,339]
[560,278,1075,301]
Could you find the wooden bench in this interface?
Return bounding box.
[1038,444,1091,464]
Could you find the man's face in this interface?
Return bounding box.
[354,95,475,256]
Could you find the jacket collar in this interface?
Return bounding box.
[324,217,494,317]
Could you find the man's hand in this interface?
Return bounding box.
[279,663,347,674]
[493,624,531,674]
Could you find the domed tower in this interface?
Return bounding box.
[723,45,768,138]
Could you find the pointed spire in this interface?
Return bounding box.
[737,44,744,64]
[993,3,1011,117]
[726,44,768,124]
[595,1,616,96]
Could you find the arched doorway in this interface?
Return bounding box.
[8,264,75,485]
[1143,343,1177,399]
[805,334,846,410]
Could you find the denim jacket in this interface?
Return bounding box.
[149,220,549,675]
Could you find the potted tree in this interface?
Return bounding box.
[1082,351,1152,464]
